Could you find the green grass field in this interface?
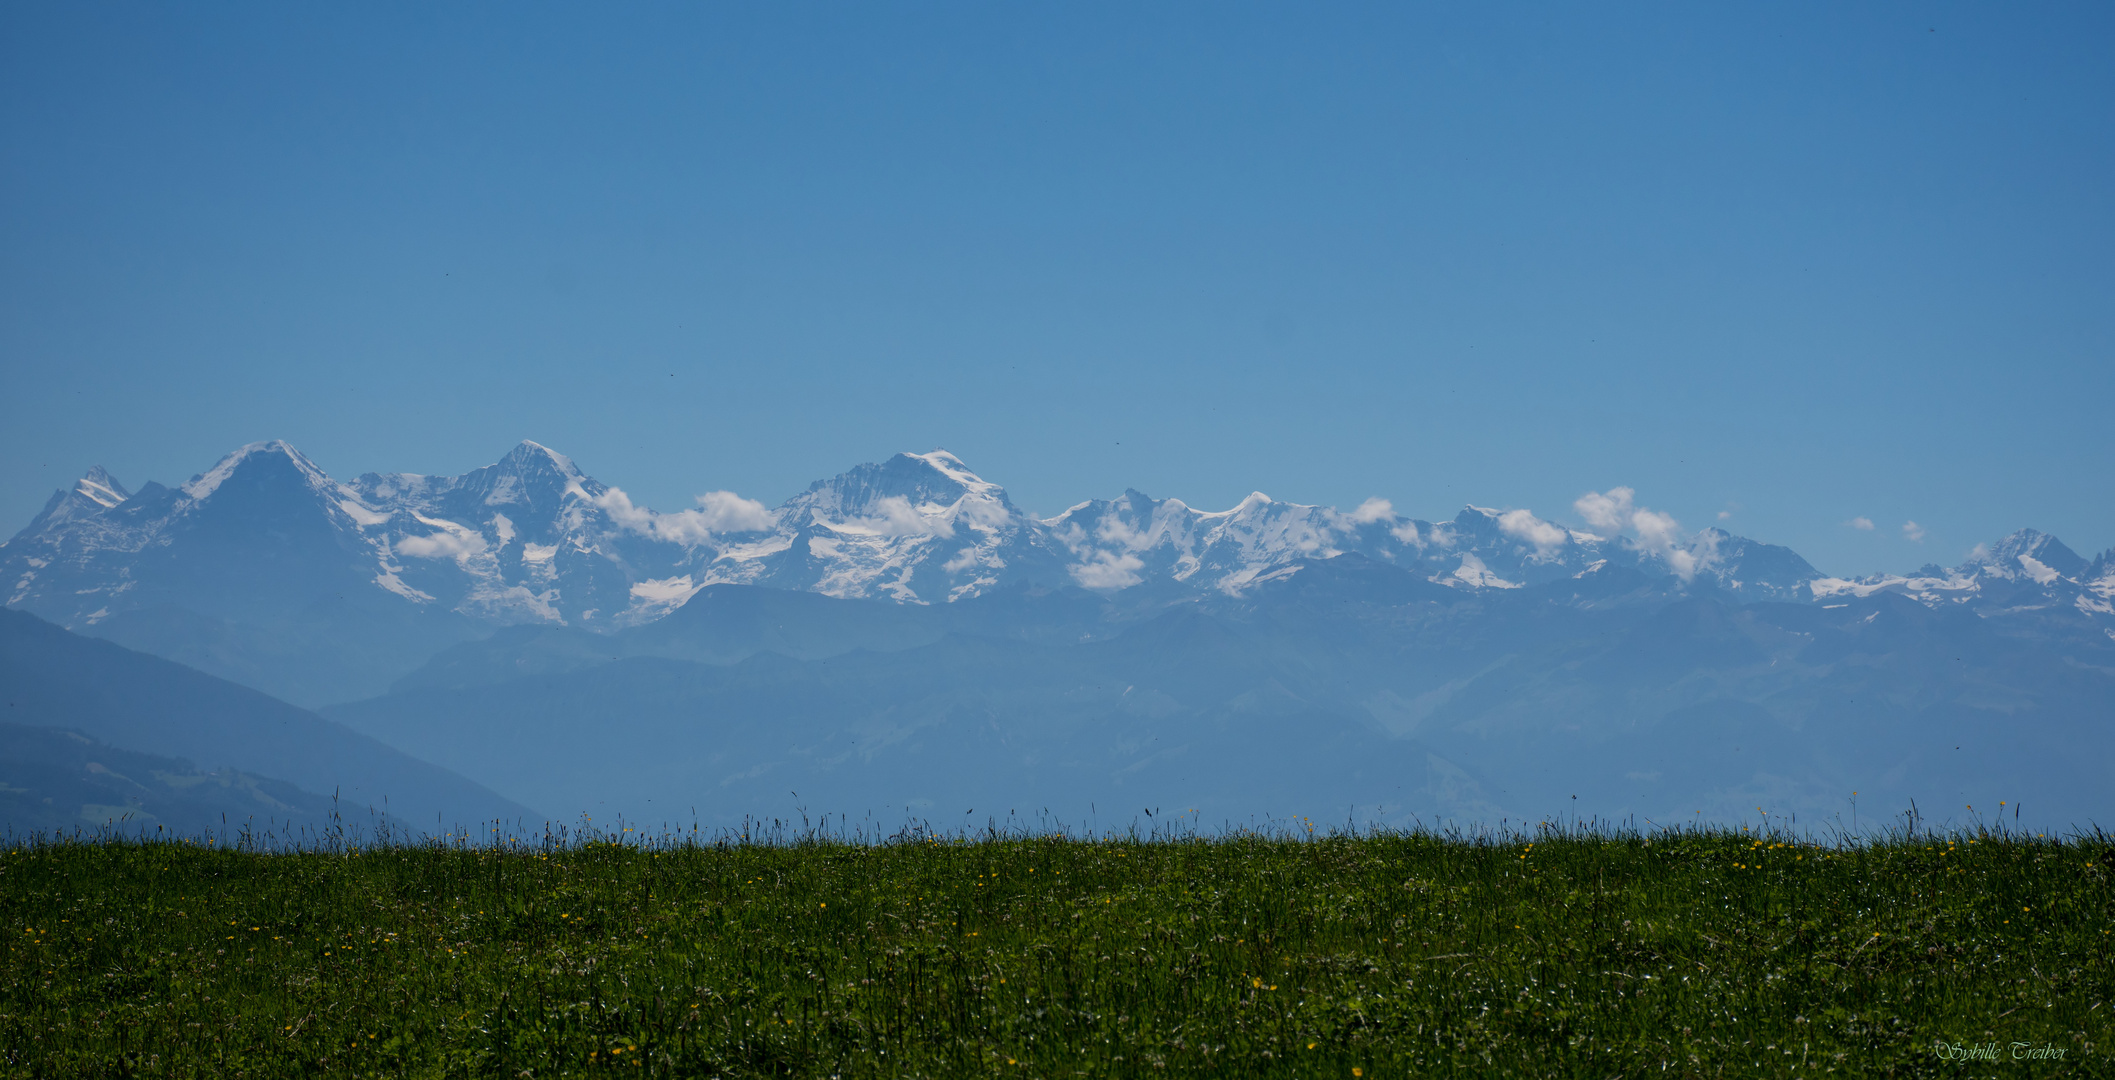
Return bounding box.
[2,822,2108,1077]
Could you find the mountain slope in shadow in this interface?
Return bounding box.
[0,609,540,829]
[0,723,349,838]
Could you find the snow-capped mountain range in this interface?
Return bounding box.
[6,440,2111,638]
[7,440,2113,828]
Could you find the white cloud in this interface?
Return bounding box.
[1716,510,1732,521]
[396,529,487,561]
[629,575,698,603]
[1903,520,1926,543]
[1497,509,1568,557]
[852,495,951,538]
[941,546,985,574]
[1676,529,1723,580]
[1846,517,1876,531]
[1070,550,1146,590]
[1573,487,1713,581]
[592,487,655,532]
[593,486,775,546]
[1349,497,1394,524]
[1630,507,1707,580]
[1096,513,1151,550]
[691,491,775,532]
[1573,487,1636,538]
[1630,508,1683,550]
[954,494,1013,530]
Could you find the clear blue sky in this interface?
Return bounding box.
[3,2,2109,577]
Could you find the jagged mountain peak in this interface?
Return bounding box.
[901,450,998,494]
[1808,526,2104,612]
[456,439,600,507]
[787,451,1017,522]
[2086,550,2115,607]
[8,466,137,546]
[74,467,130,508]
[348,440,606,523]
[179,440,334,501]
[1197,492,1277,520]
[498,439,585,478]
[11,439,2100,650]
[1692,531,1822,599]
[1972,528,2086,579]
[1044,488,1178,525]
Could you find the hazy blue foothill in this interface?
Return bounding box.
[2,441,2112,836]
[0,723,348,838]
[0,608,537,830]
[325,556,2114,834]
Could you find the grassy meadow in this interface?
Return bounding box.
[1,821,2109,1077]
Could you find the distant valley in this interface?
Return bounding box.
[3,442,2110,835]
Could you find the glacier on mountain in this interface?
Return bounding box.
[5,440,2107,643]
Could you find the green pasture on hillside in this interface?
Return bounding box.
[1,823,2108,1077]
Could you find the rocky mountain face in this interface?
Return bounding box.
[1812,529,2115,624]
[5,440,2110,707]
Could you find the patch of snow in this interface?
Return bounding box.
[1226,563,1304,594]
[1449,553,1520,589]
[629,575,699,604]
[904,450,1001,496]
[1196,492,1276,521]
[338,500,392,527]
[75,476,126,508]
[181,440,330,500]
[834,495,951,539]
[2016,555,2060,586]
[457,582,565,624]
[1041,500,1097,527]
[373,571,434,602]
[1811,569,1982,603]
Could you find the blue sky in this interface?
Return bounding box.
[3,2,2109,577]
